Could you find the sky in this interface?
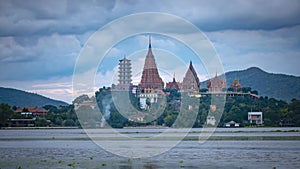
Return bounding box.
[0,0,299,103]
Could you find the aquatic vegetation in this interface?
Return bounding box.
[67,162,76,168]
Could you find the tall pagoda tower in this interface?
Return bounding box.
[116,57,132,90]
[139,36,164,92]
[181,61,201,92]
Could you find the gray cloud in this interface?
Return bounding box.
[0,0,299,37]
[0,0,299,101]
[0,34,80,80]
[207,25,300,75]
[0,0,117,36]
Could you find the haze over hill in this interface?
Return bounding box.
[0,87,68,107]
[202,67,300,102]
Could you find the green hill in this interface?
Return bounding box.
[202,67,300,102]
[0,87,69,107]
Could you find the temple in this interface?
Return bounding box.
[181,61,201,92]
[230,79,242,92]
[116,57,132,90]
[138,36,165,109]
[138,36,164,92]
[166,74,180,90]
[112,36,258,110]
[206,73,226,93]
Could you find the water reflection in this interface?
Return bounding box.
[0,128,300,168]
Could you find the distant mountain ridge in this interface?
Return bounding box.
[202,67,300,102]
[0,87,69,107]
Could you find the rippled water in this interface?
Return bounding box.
[0,128,300,169]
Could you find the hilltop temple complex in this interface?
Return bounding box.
[114,36,256,109]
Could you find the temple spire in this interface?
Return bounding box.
[139,35,164,91]
[149,35,151,49]
[182,61,201,91]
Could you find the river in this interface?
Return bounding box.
[0,127,300,169]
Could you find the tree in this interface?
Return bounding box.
[0,103,13,128]
[43,105,58,113]
[72,94,90,104]
[35,117,49,127]
[287,99,300,126]
[250,90,258,95]
[200,88,208,93]
[63,119,76,126]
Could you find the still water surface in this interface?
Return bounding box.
[0,128,300,169]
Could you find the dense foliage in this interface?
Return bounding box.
[94,87,300,128]
[0,103,13,128]
[0,86,299,128]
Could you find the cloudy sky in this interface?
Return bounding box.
[0,0,299,103]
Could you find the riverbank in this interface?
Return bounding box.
[0,127,300,141]
[2,126,79,130]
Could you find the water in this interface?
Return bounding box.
[0,128,300,168]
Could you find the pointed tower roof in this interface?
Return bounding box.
[142,36,158,70]
[181,61,200,91]
[139,36,164,90]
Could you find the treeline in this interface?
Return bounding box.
[1,86,300,128]
[94,87,300,128]
[0,104,78,128]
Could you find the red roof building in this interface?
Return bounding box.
[15,107,48,116]
[166,76,180,90]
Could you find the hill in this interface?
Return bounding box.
[202,67,300,102]
[0,87,69,107]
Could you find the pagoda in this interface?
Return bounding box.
[230,79,242,92]
[116,57,132,90]
[181,61,201,92]
[138,36,164,109]
[139,36,164,93]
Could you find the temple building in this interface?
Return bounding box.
[166,74,180,90]
[230,79,242,92]
[138,36,165,109]
[139,36,164,92]
[206,73,226,93]
[116,57,132,90]
[181,61,200,92]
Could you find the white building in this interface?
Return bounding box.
[116,57,132,90]
[139,89,164,110]
[206,115,216,126]
[248,112,263,125]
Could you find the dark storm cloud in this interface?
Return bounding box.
[0,0,117,36]
[0,0,299,37]
[111,0,300,31]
